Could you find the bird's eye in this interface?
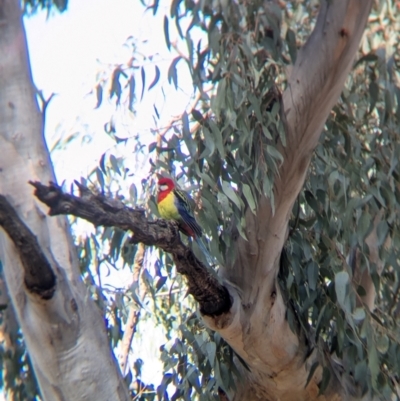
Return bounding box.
[159,184,168,191]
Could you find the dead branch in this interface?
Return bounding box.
[0,195,56,299]
[30,181,231,316]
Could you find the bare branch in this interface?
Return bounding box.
[30,181,232,316]
[0,195,56,299]
[119,243,145,375]
[119,307,140,375]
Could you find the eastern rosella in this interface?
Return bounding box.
[157,177,213,263]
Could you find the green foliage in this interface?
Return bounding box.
[278,3,400,397]
[69,0,400,399]
[158,314,241,401]
[23,0,68,14]
[0,265,40,401]
[109,1,400,399]
[4,0,400,400]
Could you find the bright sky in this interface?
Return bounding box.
[23,0,195,389]
[25,0,193,183]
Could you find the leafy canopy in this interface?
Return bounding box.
[1,1,400,400]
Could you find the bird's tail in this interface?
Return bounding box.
[194,236,215,266]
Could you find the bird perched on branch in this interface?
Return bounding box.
[156,177,213,264]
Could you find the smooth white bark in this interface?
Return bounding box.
[0,1,129,399]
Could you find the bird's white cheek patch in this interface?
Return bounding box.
[159,185,169,191]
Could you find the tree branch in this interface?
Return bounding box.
[229,0,374,301]
[279,0,373,211]
[30,181,231,316]
[119,243,145,375]
[0,195,56,299]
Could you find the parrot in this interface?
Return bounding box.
[156,177,213,264]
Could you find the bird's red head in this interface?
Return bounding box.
[157,177,175,202]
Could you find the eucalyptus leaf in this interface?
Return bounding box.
[335,271,349,309]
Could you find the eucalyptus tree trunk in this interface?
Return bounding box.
[0,1,129,400]
[204,1,374,400]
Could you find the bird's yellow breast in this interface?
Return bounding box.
[158,192,181,220]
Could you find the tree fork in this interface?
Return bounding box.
[30,180,232,316]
